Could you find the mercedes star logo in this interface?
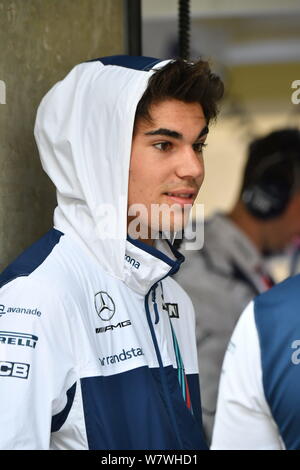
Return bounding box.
[94,291,116,321]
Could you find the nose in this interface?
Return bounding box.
[175,145,205,182]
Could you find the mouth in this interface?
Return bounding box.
[163,189,197,206]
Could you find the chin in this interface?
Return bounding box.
[156,204,191,233]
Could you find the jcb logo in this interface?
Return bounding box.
[0,361,30,379]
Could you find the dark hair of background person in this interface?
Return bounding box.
[240,128,300,197]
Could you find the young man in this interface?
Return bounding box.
[176,128,300,441]
[0,56,223,450]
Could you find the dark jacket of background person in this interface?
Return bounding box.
[176,212,272,439]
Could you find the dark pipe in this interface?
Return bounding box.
[125,0,142,56]
[178,0,190,60]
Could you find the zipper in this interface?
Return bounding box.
[151,286,161,325]
[158,282,193,415]
[144,282,184,450]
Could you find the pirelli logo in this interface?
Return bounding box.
[0,331,38,349]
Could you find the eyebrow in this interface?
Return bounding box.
[144,125,209,140]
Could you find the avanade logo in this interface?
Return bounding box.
[0,304,42,318]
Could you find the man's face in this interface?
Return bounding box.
[127,99,207,243]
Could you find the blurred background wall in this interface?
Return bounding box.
[0,0,124,271]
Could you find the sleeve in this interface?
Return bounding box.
[211,301,284,450]
[0,277,77,449]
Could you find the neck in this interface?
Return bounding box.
[127,217,156,247]
[227,200,264,252]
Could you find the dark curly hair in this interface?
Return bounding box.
[134,58,224,130]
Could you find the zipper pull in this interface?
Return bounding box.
[151,284,160,325]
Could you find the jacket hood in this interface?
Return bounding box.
[34,56,171,281]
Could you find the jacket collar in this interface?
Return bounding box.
[123,236,184,295]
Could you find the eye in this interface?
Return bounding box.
[193,142,207,153]
[153,141,173,152]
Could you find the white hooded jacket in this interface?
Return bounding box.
[0,56,207,450]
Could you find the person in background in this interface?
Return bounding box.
[211,269,300,449]
[176,128,300,441]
